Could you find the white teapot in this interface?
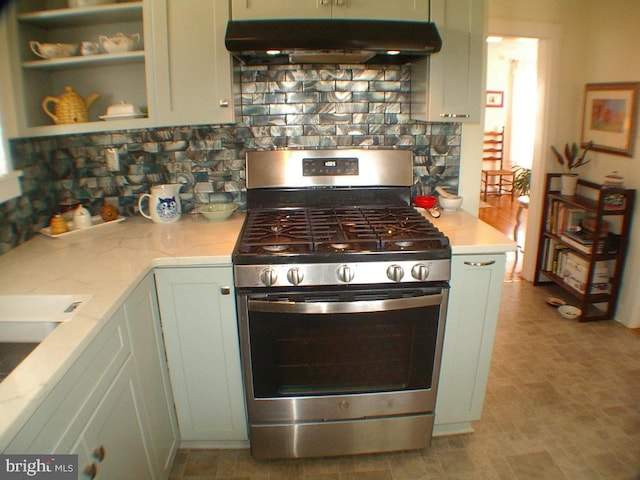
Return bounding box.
[99,32,140,54]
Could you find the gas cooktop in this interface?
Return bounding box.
[234,205,450,263]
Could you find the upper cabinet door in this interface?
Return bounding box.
[231,0,429,21]
[232,0,329,19]
[411,0,485,123]
[152,0,234,126]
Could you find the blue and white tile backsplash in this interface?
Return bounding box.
[0,63,461,254]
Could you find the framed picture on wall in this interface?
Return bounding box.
[581,82,639,156]
[486,90,504,108]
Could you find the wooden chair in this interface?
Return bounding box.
[481,128,514,201]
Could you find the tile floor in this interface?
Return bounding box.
[169,280,640,480]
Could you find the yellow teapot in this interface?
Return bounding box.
[42,86,100,124]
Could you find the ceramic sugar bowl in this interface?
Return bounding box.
[99,32,140,53]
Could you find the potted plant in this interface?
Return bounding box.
[511,166,531,198]
[550,141,593,195]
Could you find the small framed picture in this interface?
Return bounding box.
[486,90,504,108]
[581,82,639,156]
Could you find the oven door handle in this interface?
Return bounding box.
[248,294,443,314]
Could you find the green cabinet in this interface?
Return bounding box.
[5,273,178,479]
[1,0,234,137]
[155,266,248,445]
[411,0,485,122]
[231,0,429,21]
[151,0,233,127]
[434,253,505,435]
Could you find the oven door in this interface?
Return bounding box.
[236,285,448,423]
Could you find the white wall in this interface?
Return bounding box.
[485,43,508,132]
[490,0,640,327]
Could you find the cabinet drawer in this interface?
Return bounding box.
[5,308,130,454]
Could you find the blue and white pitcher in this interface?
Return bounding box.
[138,184,182,224]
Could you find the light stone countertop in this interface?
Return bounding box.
[424,208,518,255]
[0,209,514,448]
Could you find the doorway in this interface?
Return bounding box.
[479,36,538,280]
[478,19,560,282]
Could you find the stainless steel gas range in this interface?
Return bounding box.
[232,149,451,460]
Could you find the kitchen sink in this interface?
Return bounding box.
[0,294,92,343]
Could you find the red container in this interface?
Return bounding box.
[414,195,437,209]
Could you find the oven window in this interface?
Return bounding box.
[248,298,440,398]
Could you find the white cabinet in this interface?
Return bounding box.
[434,253,505,435]
[71,358,154,479]
[151,0,234,126]
[5,273,178,480]
[155,266,248,445]
[231,0,429,21]
[411,0,485,123]
[124,273,180,479]
[5,308,131,455]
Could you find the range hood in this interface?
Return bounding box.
[225,19,442,65]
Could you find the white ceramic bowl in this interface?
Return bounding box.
[558,305,581,320]
[546,297,566,307]
[198,203,238,221]
[438,195,463,211]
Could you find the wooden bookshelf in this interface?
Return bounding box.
[534,173,635,321]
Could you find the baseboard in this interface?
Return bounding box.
[432,422,474,437]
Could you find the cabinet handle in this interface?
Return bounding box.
[321,0,330,5]
[464,260,496,267]
[334,0,345,5]
[83,463,98,479]
[440,113,470,118]
[220,286,231,295]
[219,99,230,108]
[92,445,106,462]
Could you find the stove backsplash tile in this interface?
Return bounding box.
[0,64,461,254]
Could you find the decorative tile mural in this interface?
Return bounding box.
[0,63,461,254]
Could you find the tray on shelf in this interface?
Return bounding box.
[40,215,125,238]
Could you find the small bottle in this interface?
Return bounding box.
[50,214,69,235]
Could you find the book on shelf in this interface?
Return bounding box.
[562,207,586,233]
[541,238,569,274]
[583,215,610,234]
[562,229,594,245]
[559,234,592,254]
[560,229,608,254]
[546,201,585,234]
[562,252,611,294]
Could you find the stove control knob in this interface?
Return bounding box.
[386,264,405,282]
[411,263,430,281]
[260,268,278,287]
[337,264,355,283]
[287,267,304,286]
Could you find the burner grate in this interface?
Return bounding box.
[238,206,448,255]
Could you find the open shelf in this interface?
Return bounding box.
[17,2,142,28]
[22,50,145,70]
